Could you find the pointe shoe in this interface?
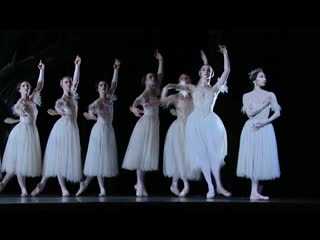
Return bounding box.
[134,184,148,197]
[250,193,260,200]
[206,189,215,199]
[21,192,28,197]
[62,191,70,197]
[217,187,232,197]
[258,193,269,200]
[135,184,143,197]
[31,183,45,197]
[179,187,189,197]
[99,190,106,197]
[170,184,180,196]
[76,181,87,196]
[250,192,269,200]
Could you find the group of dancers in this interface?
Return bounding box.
[0,46,281,200]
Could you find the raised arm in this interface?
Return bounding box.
[212,45,230,92]
[154,50,164,88]
[30,60,45,101]
[107,58,120,97]
[200,50,209,65]
[72,55,81,93]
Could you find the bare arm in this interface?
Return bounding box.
[14,102,27,117]
[130,95,144,117]
[265,93,281,123]
[160,85,177,107]
[165,83,194,92]
[107,59,120,97]
[212,45,230,92]
[72,55,81,93]
[54,100,67,116]
[243,94,272,118]
[30,60,45,100]
[251,93,281,129]
[84,109,98,121]
[154,50,164,88]
[200,50,209,65]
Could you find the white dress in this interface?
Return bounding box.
[122,99,159,171]
[163,93,197,179]
[237,91,281,180]
[185,85,227,179]
[2,96,42,177]
[42,94,82,182]
[83,97,118,177]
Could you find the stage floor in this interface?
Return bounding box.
[0,195,319,205]
[1,195,319,213]
[1,196,318,231]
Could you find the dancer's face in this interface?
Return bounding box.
[145,73,156,89]
[200,65,213,80]
[19,81,31,96]
[178,74,191,84]
[254,72,266,87]
[98,81,108,94]
[61,77,72,92]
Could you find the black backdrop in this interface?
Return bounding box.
[0,29,315,198]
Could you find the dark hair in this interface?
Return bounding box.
[178,73,192,83]
[141,72,156,86]
[17,81,31,91]
[198,64,214,79]
[60,76,72,87]
[95,80,108,91]
[248,68,263,81]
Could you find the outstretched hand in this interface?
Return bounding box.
[218,45,228,54]
[75,55,81,65]
[154,49,163,61]
[113,58,120,69]
[38,60,45,70]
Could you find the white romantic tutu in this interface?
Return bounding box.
[163,118,198,179]
[84,118,118,177]
[42,116,82,182]
[2,120,42,177]
[237,120,280,180]
[122,107,159,171]
[185,111,227,180]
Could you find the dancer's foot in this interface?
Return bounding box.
[170,183,180,196]
[179,186,189,197]
[76,181,87,197]
[206,187,215,199]
[250,192,269,200]
[217,186,232,197]
[99,189,106,197]
[135,184,148,197]
[31,183,45,196]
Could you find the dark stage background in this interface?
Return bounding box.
[0,29,315,198]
